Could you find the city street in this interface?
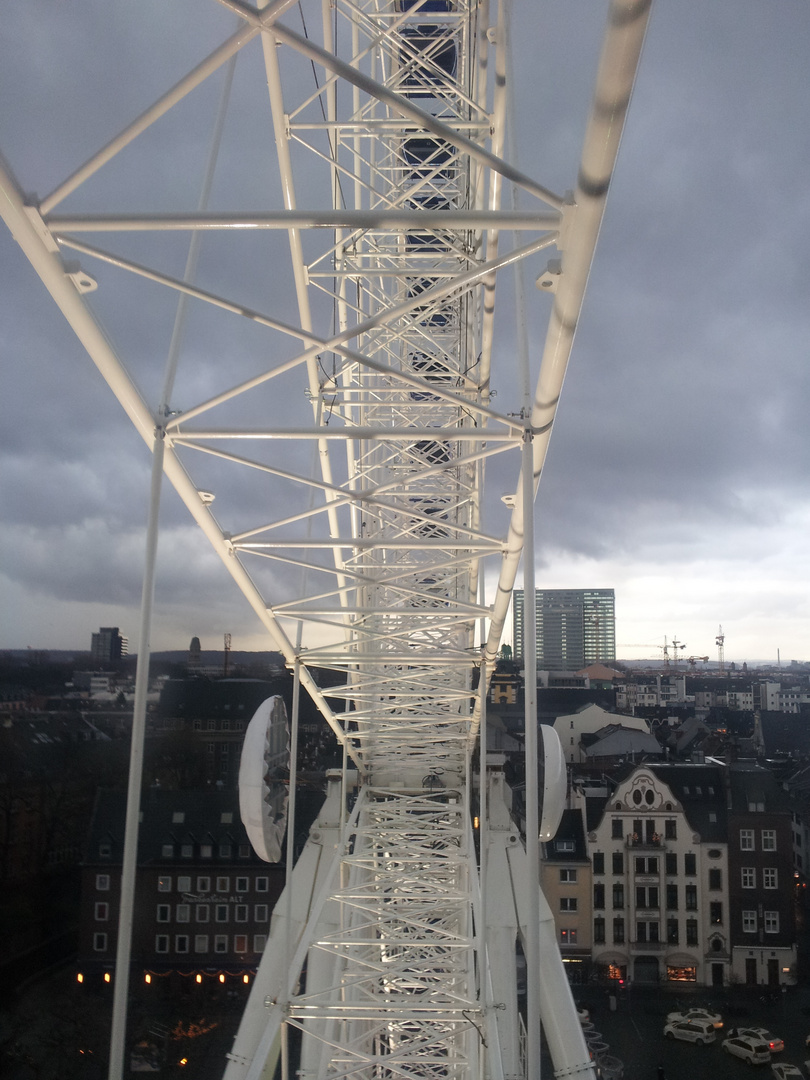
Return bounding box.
[565,985,810,1080]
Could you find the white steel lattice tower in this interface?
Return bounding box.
[0,2,651,1078]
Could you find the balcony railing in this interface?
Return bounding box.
[626,835,665,849]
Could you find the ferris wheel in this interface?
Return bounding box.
[0,2,650,1078]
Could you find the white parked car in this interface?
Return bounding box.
[726,1027,784,1053]
[666,1007,723,1030]
[722,1034,772,1065]
[663,1019,716,1045]
[771,1065,802,1080]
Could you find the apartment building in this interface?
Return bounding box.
[576,764,730,988]
[540,809,592,981]
[614,675,686,712]
[563,760,799,989]
[78,789,285,987]
[726,763,797,986]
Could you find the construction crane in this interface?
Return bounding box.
[0,3,650,1080]
[619,637,686,669]
[669,636,687,668]
[717,624,726,673]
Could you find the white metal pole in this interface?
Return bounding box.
[478,658,488,1006]
[108,55,239,1072]
[107,429,164,1080]
[282,657,301,1080]
[522,426,540,1080]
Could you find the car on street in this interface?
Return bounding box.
[663,1019,716,1045]
[722,1033,772,1065]
[725,1027,784,1053]
[666,1007,724,1030]
[771,1065,802,1079]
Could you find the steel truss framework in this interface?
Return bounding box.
[0,2,650,1078]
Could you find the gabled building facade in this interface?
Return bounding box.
[579,764,730,988]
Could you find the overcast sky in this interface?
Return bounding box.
[1,2,808,664]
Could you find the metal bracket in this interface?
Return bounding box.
[536,258,562,294]
[63,260,98,294]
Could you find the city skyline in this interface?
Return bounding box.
[1,3,809,663]
[2,622,801,670]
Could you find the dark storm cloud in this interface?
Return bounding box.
[1,1,809,657]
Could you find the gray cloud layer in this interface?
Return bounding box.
[1,2,808,659]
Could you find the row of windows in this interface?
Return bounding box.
[564,860,778,892]
[560,854,779,890]
[159,843,251,860]
[94,901,272,924]
[155,934,265,955]
[90,932,267,953]
[193,719,246,731]
[740,829,777,851]
[155,903,269,924]
[592,883,700,911]
[593,852,698,876]
[593,917,700,947]
[606,824,778,852]
[157,875,268,894]
[611,818,678,841]
[95,874,271,896]
[97,836,254,860]
[592,910,780,945]
[741,867,778,889]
